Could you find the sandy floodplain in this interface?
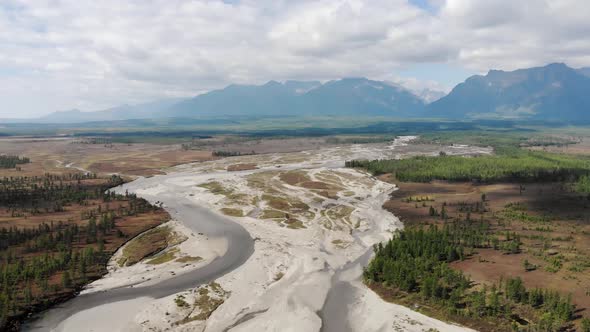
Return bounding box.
[27,137,488,332]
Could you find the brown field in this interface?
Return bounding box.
[0,137,180,330]
[381,176,590,323]
[0,137,213,177]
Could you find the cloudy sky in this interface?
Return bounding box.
[1,0,589,118]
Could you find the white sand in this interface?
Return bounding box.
[350,284,476,332]
[59,297,151,332]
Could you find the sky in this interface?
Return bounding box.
[0,0,589,118]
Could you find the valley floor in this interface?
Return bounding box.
[31,137,490,332]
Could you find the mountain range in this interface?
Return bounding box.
[428,63,590,121]
[10,63,590,124]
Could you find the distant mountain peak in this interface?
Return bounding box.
[546,62,568,69]
[263,80,282,87]
[429,62,590,121]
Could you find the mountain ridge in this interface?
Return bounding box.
[11,63,590,124]
[21,78,427,123]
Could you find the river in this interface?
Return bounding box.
[23,176,254,331]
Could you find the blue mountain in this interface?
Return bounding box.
[164,78,425,118]
[429,63,590,121]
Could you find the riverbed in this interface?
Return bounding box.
[25,137,486,332]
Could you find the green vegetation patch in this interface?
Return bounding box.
[279,170,311,186]
[261,194,309,213]
[279,170,343,193]
[119,226,172,266]
[146,247,180,265]
[414,131,578,150]
[198,182,249,205]
[176,256,203,263]
[198,181,233,196]
[326,205,355,224]
[347,150,590,183]
[220,208,244,217]
[174,282,229,325]
[285,218,306,229]
[246,171,279,189]
[262,194,290,210]
[119,225,185,266]
[574,175,590,193]
[331,239,350,249]
[498,203,551,224]
[174,294,190,308]
[260,209,287,219]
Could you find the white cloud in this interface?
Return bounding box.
[0,0,589,117]
[441,0,590,71]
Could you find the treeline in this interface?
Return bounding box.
[365,224,576,331]
[0,173,123,212]
[71,137,113,146]
[325,136,395,145]
[0,156,30,169]
[346,150,590,183]
[212,150,256,157]
[0,194,151,251]
[414,131,579,150]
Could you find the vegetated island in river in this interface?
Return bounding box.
[348,139,590,332]
[0,161,170,331]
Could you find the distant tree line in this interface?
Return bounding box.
[212,150,256,157]
[346,150,590,183]
[0,173,123,213]
[0,156,30,169]
[71,137,113,146]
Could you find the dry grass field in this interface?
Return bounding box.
[0,137,213,177]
